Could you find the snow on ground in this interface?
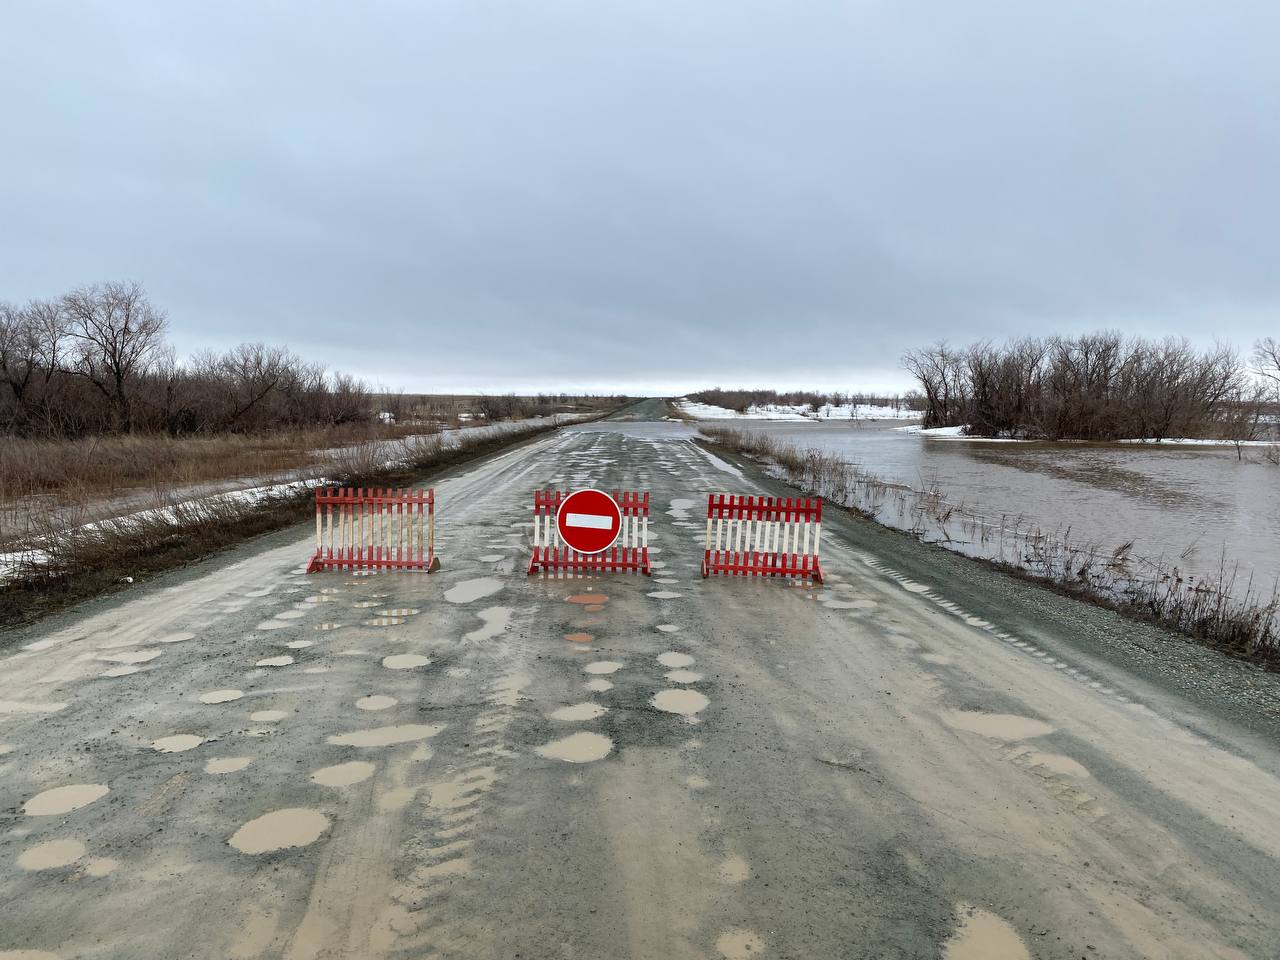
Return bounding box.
[676,399,920,421]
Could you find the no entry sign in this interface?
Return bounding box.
[556,489,623,554]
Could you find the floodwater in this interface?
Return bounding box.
[731,420,1280,610]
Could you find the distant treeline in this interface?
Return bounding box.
[1,281,372,438]
[687,388,925,414]
[903,333,1280,441]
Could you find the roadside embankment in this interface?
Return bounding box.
[699,425,1279,669]
[0,418,567,628]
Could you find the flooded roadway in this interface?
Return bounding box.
[2,401,1280,958]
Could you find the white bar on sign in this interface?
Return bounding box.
[564,512,614,530]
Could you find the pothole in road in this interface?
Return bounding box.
[152,735,205,753]
[656,624,680,633]
[206,757,252,775]
[23,784,109,816]
[199,689,243,704]
[312,760,376,787]
[942,904,1030,960]
[566,593,608,606]
[942,711,1053,741]
[383,654,431,670]
[584,678,614,693]
[229,808,330,855]
[657,652,694,668]
[256,656,294,667]
[286,640,313,649]
[250,710,288,722]
[653,689,709,719]
[648,591,682,600]
[17,839,86,871]
[584,661,623,675]
[550,702,608,722]
[356,695,398,711]
[464,607,511,643]
[565,633,593,644]
[536,731,613,763]
[665,670,703,684]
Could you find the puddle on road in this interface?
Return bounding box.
[584,661,623,675]
[250,710,288,722]
[666,670,703,684]
[536,731,613,763]
[656,624,680,633]
[383,654,431,670]
[657,652,694,668]
[206,757,252,775]
[718,854,750,884]
[98,649,161,665]
[357,695,398,711]
[255,620,291,631]
[24,784,109,816]
[584,678,614,693]
[445,577,504,604]
[256,656,294,667]
[84,857,118,877]
[943,904,1030,960]
[565,633,593,644]
[328,724,444,747]
[464,607,512,643]
[653,689,709,718]
[550,702,608,722]
[153,735,205,753]
[312,760,376,787]
[286,640,313,649]
[566,593,608,605]
[943,711,1054,741]
[199,689,243,704]
[18,839,86,871]
[274,610,305,620]
[1023,751,1091,778]
[229,808,331,855]
[648,591,683,600]
[715,928,765,960]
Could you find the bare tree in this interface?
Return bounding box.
[60,281,168,432]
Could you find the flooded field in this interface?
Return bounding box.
[717,420,1280,612]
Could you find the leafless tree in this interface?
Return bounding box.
[60,281,169,431]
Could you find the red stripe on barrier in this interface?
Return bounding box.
[701,494,823,583]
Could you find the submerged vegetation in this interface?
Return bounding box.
[701,425,1279,668]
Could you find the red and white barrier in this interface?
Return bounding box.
[701,494,824,583]
[528,489,652,575]
[306,487,439,573]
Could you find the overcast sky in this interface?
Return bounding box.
[2,2,1277,395]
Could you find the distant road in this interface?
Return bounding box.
[2,399,1278,959]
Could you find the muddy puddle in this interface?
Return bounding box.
[565,632,593,644]
[943,904,1030,960]
[536,731,613,763]
[715,929,766,960]
[943,710,1054,741]
[229,808,331,855]
[657,651,694,668]
[382,654,431,669]
[198,689,243,704]
[464,606,511,642]
[584,661,623,675]
[312,760,376,786]
[250,710,287,722]
[153,734,205,753]
[206,757,252,774]
[256,655,294,667]
[550,702,609,721]
[18,838,86,871]
[357,695,398,711]
[666,670,703,684]
[653,689,710,718]
[24,783,109,816]
[585,678,614,692]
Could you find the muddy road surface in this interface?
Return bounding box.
[3,400,1280,959]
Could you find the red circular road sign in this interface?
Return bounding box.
[556,489,623,554]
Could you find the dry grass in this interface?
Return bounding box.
[701,425,1280,668]
[0,418,562,628]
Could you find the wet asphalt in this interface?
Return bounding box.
[2,399,1279,960]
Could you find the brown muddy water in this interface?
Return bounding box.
[725,420,1280,613]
